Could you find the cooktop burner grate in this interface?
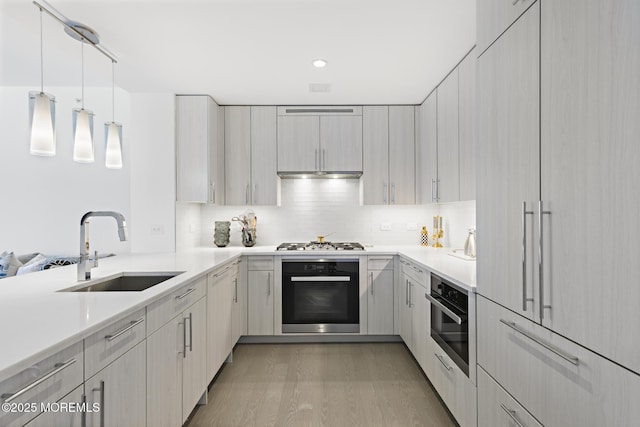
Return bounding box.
[276,242,365,251]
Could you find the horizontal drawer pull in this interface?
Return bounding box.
[368,258,392,261]
[425,293,463,325]
[291,276,351,282]
[213,265,234,277]
[499,319,579,366]
[1,358,77,403]
[435,353,453,371]
[105,317,145,342]
[500,403,525,427]
[176,288,196,300]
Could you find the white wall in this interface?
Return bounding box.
[197,179,476,249]
[128,93,176,253]
[175,202,201,251]
[0,86,131,255]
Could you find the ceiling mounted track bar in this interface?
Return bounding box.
[33,0,118,63]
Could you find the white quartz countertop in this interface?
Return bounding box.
[0,244,474,382]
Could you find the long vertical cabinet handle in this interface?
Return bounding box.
[81,393,87,427]
[383,182,388,204]
[234,278,238,303]
[522,202,534,311]
[315,149,318,170]
[539,201,551,319]
[245,184,250,205]
[188,312,193,353]
[322,149,326,170]
[409,283,413,307]
[267,272,271,297]
[500,404,525,427]
[431,179,436,202]
[211,181,215,203]
[405,279,409,305]
[435,178,440,202]
[253,184,257,205]
[92,380,105,427]
[391,183,396,204]
[370,272,374,295]
[181,319,187,359]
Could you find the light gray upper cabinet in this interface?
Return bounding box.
[250,107,277,205]
[477,0,538,56]
[363,106,390,204]
[225,106,252,205]
[476,2,540,322]
[176,95,224,204]
[415,93,438,204]
[436,68,460,203]
[540,0,640,374]
[458,49,476,201]
[388,106,416,204]
[277,107,363,174]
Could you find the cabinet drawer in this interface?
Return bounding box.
[478,296,640,426]
[367,256,394,270]
[85,308,146,378]
[399,258,428,286]
[0,341,83,427]
[24,384,84,427]
[477,0,537,55]
[146,277,206,334]
[478,367,542,427]
[247,256,274,270]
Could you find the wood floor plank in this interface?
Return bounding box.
[186,343,457,427]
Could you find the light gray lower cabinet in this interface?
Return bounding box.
[477,295,640,427]
[85,341,146,427]
[247,256,275,335]
[0,342,84,427]
[146,279,208,427]
[23,385,84,427]
[206,265,234,381]
[366,256,394,335]
[231,258,247,344]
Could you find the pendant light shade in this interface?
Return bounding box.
[73,108,94,163]
[29,91,56,156]
[105,122,122,169]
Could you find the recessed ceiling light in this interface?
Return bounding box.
[312,59,328,68]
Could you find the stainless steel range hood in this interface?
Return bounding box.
[277,171,362,179]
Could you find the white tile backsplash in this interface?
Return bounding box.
[195,179,476,249]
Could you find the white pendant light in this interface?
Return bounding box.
[73,41,94,163]
[29,8,56,157]
[105,60,123,169]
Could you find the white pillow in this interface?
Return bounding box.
[0,251,23,278]
[16,254,47,276]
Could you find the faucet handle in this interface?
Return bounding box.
[94,250,99,268]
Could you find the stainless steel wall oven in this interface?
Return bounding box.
[282,259,359,333]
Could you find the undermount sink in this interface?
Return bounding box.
[60,271,184,292]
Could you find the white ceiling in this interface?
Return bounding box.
[0,0,476,105]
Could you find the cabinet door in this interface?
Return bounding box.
[476,3,540,321]
[363,106,389,204]
[367,269,394,334]
[411,282,429,364]
[416,93,438,204]
[250,106,277,205]
[458,50,476,201]
[541,0,640,374]
[24,385,84,427]
[388,106,415,204]
[176,95,208,202]
[399,274,413,351]
[225,106,252,205]
[182,297,207,423]
[437,68,460,203]
[277,116,319,172]
[207,269,233,381]
[208,96,225,204]
[232,260,248,343]
[147,315,182,427]
[319,116,363,172]
[86,341,146,427]
[247,270,274,335]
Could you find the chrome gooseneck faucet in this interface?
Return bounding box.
[78,211,128,281]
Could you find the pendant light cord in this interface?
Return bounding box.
[112,60,115,122]
[81,41,84,109]
[39,8,44,92]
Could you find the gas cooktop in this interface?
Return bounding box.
[276,242,365,251]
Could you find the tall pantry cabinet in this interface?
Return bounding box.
[476,0,640,425]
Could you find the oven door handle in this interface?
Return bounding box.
[424,293,463,325]
[291,276,351,282]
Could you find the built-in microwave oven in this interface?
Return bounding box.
[426,273,469,376]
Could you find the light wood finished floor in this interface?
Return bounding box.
[186,343,456,427]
